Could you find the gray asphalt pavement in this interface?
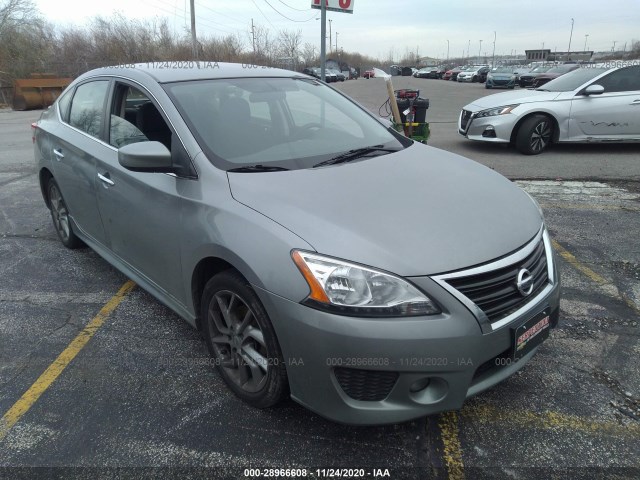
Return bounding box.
[0,76,639,480]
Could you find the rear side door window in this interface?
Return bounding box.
[68,80,109,138]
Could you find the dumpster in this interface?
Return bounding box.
[12,74,72,111]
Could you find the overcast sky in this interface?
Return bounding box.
[34,0,640,60]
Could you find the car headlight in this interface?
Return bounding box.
[487,74,493,80]
[291,251,441,317]
[475,104,519,118]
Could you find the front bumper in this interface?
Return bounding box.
[486,77,515,88]
[457,75,473,82]
[458,109,518,143]
[255,248,560,425]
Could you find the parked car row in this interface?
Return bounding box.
[302,67,347,82]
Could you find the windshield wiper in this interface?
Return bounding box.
[227,165,290,173]
[313,145,399,168]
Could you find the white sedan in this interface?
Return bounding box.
[458,64,640,154]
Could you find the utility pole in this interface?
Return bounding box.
[320,1,326,81]
[612,40,617,52]
[492,31,496,67]
[328,19,332,53]
[583,34,589,51]
[190,0,198,60]
[567,18,574,61]
[251,19,256,56]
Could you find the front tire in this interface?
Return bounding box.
[201,270,288,408]
[47,177,83,249]
[515,115,553,155]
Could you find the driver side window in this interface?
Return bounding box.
[109,85,172,150]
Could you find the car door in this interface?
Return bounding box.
[569,66,640,138]
[48,79,111,246]
[94,81,194,304]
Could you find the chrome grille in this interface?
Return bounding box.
[460,109,472,130]
[444,238,549,323]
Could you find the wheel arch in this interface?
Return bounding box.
[39,167,54,209]
[192,256,237,330]
[509,111,561,144]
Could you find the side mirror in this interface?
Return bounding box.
[584,84,605,96]
[118,141,173,172]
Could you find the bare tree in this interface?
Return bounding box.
[301,42,318,66]
[277,29,302,66]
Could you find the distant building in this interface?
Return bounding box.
[418,57,439,66]
[525,49,594,62]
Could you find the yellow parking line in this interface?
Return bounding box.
[0,280,136,441]
[438,411,465,480]
[552,239,640,314]
[551,239,608,285]
[463,403,640,437]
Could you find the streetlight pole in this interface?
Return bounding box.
[328,19,332,53]
[478,40,482,63]
[446,39,449,64]
[336,32,339,52]
[492,31,496,67]
[467,39,470,63]
[567,18,574,61]
[583,34,589,51]
[612,40,617,52]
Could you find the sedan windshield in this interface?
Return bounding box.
[529,66,551,73]
[492,67,513,73]
[164,77,406,170]
[537,67,609,92]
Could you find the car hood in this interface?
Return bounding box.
[463,89,562,112]
[535,73,562,80]
[227,144,542,276]
[490,73,515,79]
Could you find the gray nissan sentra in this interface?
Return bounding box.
[33,63,560,425]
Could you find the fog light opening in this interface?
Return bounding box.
[409,377,449,404]
[482,126,496,138]
[409,377,430,393]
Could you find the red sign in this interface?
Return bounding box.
[311,0,354,14]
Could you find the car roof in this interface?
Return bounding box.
[76,62,299,84]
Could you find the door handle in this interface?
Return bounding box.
[98,172,115,186]
[53,148,64,160]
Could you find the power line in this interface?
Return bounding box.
[276,0,309,12]
[195,1,247,25]
[261,0,317,22]
[251,0,275,29]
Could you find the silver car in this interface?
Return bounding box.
[34,63,560,425]
[459,64,640,154]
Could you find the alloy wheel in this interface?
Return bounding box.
[530,121,551,153]
[49,183,70,242]
[207,290,268,393]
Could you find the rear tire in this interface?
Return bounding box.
[46,177,84,249]
[201,270,288,408]
[515,115,553,155]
